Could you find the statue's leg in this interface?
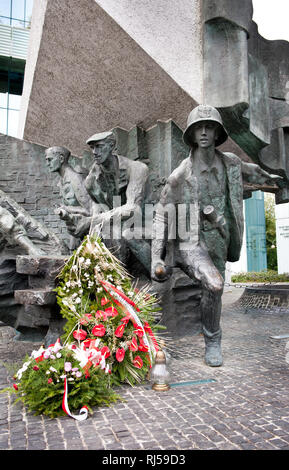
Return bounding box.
[177,244,224,366]
[124,237,151,276]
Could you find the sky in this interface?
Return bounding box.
[252,0,289,41]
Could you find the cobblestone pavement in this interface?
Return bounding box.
[1,287,289,451]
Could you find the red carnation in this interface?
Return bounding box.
[80,314,93,325]
[101,346,111,359]
[73,328,87,341]
[95,310,106,319]
[115,324,125,338]
[82,338,91,349]
[101,297,109,306]
[121,314,131,325]
[129,336,138,352]
[92,324,106,337]
[138,338,149,352]
[116,348,125,362]
[134,326,144,338]
[13,384,18,391]
[105,307,118,317]
[35,354,44,363]
[33,366,39,371]
[47,378,53,384]
[133,355,143,369]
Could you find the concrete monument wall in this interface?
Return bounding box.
[18,0,198,156]
[95,0,204,102]
[0,133,70,250]
[18,0,248,161]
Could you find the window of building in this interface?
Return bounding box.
[0,54,25,137]
[0,0,32,137]
[0,0,33,29]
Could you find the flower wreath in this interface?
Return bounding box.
[3,236,164,419]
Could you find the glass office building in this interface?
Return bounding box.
[0,0,33,137]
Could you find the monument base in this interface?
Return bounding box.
[236,285,289,314]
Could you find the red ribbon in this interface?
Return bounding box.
[62,377,88,421]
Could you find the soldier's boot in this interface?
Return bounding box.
[203,326,223,367]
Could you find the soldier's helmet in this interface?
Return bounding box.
[183,105,228,147]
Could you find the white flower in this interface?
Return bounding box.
[16,360,32,379]
[46,370,50,375]
[74,297,81,304]
[79,257,85,264]
[50,367,57,372]
[52,340,62,354]
[56,352,62,358]
[64,362,72,372]
[66,281,71,287]
[100,356,106,370]
[31,346,45,359]
[72,344,91,368]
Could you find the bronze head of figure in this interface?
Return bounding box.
[183,105,228,149]
[86,131,117,166]
[45,146,71,173]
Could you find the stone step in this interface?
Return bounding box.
[16,255,67,276]
[14,288,56,306]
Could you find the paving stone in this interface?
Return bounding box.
[1,288,289,450]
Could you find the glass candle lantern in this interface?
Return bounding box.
[151,350,171,391]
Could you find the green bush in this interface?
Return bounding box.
[231,270,289,283]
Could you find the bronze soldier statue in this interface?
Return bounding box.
[45,146,92,240]
[151,105,279,367]
[78,131,151,273]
